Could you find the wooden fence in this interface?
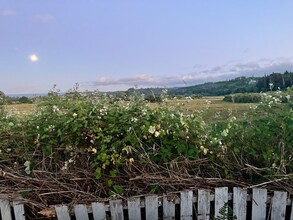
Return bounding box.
[1,187,293,219]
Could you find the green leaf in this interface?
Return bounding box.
[95,168,102,179]
[113,185,124,194]
[110,170,117,177]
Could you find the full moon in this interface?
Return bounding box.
[29,54,39,62]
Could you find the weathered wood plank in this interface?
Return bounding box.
[163,195,175,220]
[13,201,25,220]
[74,204,89,220]
[180,191,193,220]
[233,187,247,220]
[252,188,267,220]
[197,189,210,220]
[92,202,106,220]
[145,195,158,220]
[214,187,228,219]
[271,191,287,220]
[55,205,71,220]
[0,199,12,220]
[127,197,141,220]
[110,199,124,220]
[290,198,293,220]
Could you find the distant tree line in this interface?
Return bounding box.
[0,92,33,104]
[256,71,293,92]
[169,71,293,96]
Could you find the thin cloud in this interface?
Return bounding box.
[2,9,16,16]
[90,74,156,87]
[82,57,293,91]
[35,14,54,23]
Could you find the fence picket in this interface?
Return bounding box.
[55,205,71,220]
[290,198,293,220]
[214,187,228,219]
[252,188,267,220]
[198,189,210,220]
[13,200,25,220]
[163,195,175,220]
[0,199,12,220]
[233,187,247,220]
[145,195,158,220]
[4,187,292,219]
[91,202,107,220]
[271,191,287,220]
[74,204,89,220]
[110,199,124,220]
[127,197,141,220]
[180,191,193,220]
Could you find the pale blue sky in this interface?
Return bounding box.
[1,1,293,94]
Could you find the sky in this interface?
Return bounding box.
[1,1,293,94]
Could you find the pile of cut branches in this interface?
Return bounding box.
[0,156,292,219]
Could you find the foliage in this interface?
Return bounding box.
[223,93,262,103]
[169,71,293,96]
[216,203,237,220]
[169,76,259,96]
[0,86,292,194]
[212,87,293,181]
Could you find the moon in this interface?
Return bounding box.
[29,54,39,62]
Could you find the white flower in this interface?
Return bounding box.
[73,113,78,118]
[155,131,160,137]
[148,125,156,134]
[221,129,229,137]
[52,105,59,112]
[203,148,208,155]
[131,117,138,123]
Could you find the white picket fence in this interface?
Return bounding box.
[1,187,293,219]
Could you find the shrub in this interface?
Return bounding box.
[223,93,262,103]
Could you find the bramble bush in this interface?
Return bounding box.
[0,86,292,193]
[214,87,293,181]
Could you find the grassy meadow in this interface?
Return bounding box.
[7,96,254,121]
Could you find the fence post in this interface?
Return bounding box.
[198,189,210,220]
[0,198,12,220]
[180,191,193,220]
[127,197,141,220]
[163,195,176,220]
[55,205,71,220]
[145,195,158,220]
[74,204,89,220]
[233,187,247,220]
[214,187,228,219]
[271,191,287,220]
[110,199,124,220]
[252,188,267,220]
[91,202,106,220]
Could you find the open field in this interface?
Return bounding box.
[5,97,254,121]
[5,103,36,114]
[151,96,254,121]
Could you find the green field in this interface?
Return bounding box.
[6,96,254,120]
[6,97,255,127]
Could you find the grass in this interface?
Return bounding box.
[5,103,36,114]
[5,96,254,121]
[151,96,254,121]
